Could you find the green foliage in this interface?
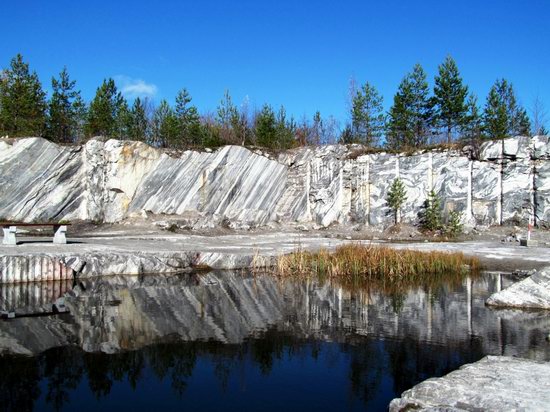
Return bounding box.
[351,82,385,146]
[387,178,407,224]
[152,100,180,148]
[85,78,126,138]
[483,79,530,139]
[445,210,464,237]
[175,88,202,146]
[0,54,537,151]
[128,97,148,141]
[386,64,434,150]
[420,190,443,231]
[433,56,468,143]
[255,104,277,148]
[112,98,131,139]
[216,90,239,144]
[339,124,354,144]
[275,106,296,149]
[0,54,47,137]
[461,94,483,144]
[47,67,85,143]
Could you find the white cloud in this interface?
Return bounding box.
[116,75,158,99]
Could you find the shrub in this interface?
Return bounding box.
[420,190,443,231]
[387,178,407,224]
[445,210,464,237]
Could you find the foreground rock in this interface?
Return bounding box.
[389,356,550,411]
[486,267,550,309]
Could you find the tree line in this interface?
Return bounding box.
[0,54,547,151]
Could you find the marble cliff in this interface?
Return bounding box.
[0,135,549,228]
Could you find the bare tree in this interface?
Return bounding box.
[530,95,548,135]
[346,75,358,121]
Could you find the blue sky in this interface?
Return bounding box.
[2,0,549,125]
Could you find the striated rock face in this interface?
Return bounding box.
[389,356,550,411]
[1,135,549,228]
[0,138,84,222]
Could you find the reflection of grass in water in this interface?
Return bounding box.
[275,244,481,296]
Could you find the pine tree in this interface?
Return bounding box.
[152,100,179,148]
[421,190,443,231]
[175,88,202,146]
[461,94,483,144]
[387,178,407,224]
[339,124,354,144]
[47,67,85,143]
[275,105,296,149]
[515,107,531,136]
[351,82,385,146]
[216,90,238,144]
[386,64,434,150]
[128,97,148,141]
[112,97,131,139]
[255,104,277,148]
[484,79,530,139]
[0,54,47,137]
[433,56,468,143]
[85,78,126,137]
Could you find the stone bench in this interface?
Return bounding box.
[1,223,71,245]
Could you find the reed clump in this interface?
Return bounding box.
[276,244,480,289]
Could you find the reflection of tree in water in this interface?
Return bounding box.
[0,355,40,412]
[0,328,488,412]
[386,336,485,395]
[43,347,83,411]
[346,340,386,404]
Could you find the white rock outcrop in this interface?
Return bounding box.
[389,356,550,411]
[1,135,549,228]
[486,267,550,309]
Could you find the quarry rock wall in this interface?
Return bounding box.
[0,135,549,228]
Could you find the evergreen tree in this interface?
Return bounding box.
[351,82,385,146]
[128,97,148,141]
[386,64,434,150]
[47,67,85,143]
[420,190,443,231]
[175,88,202,146]
[216,90,238,144]
[461,94,483,143]
[433,56,468,143]
[515,107,531,136]
[152,99,179,148]
[483,79,530,139]
[0,54,47,137]
[339,124,354,144]
[255,104,277,148]
[387,178,407,224]
[113,96,131,139]
[275,105,296,149]
[85,78,126,137]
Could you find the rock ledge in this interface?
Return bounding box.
[390,356,550,411]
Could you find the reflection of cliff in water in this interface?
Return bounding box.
[1,271,549,411]
[1,271,549,358]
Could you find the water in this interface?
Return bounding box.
[0,271,549,411]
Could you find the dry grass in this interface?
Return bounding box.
[275,244,480,290]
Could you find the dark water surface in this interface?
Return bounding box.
[1,271,549,412]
